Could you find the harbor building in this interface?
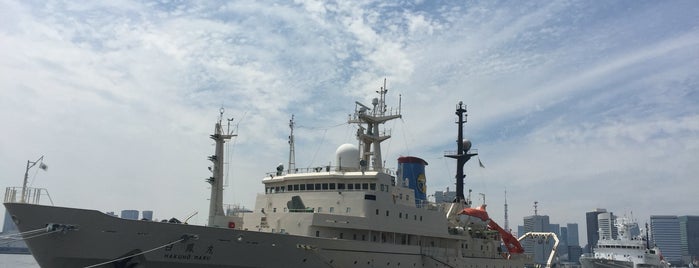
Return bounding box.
[679,216,699,266]
[522,214,553,265]
[120,210,139,220]
[585,208,607,253]
[142,210,154,221]
[433,188,456,203]
[651,215,682,265]
[597,211,617,240]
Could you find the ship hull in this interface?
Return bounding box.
[580,256,665,268]
[5,202,526,268]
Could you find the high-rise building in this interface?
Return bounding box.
[433,188,456,203]
[2,211,17,233]
[120,210,139,220]
[567,223,580,247]
[598,212,617,240]
[1,211,28,251]
[550,223,561,236]
[523,214,552,265]
[651,215,682,265]
[142,210,154,221]
[585,208,607,253]
[560,227,569,246]
[567,245,583,264]
[679,216,699,265]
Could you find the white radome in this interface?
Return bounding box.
[335,143,360,171]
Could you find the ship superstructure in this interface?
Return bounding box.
[580,218,668,268]
[5,80,531,268]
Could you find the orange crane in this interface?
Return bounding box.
[461,205,525,254]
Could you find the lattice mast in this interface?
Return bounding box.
[348,79,401,170]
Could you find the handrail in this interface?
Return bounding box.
[4,187,53,205]
[265,165,395,177]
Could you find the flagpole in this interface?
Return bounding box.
[21,155,45,203]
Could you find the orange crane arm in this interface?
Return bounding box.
[461,207,524,254]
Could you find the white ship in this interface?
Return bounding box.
[4,81,532,268]
[580,218,668,268]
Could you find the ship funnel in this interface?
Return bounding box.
[397,156,429,205]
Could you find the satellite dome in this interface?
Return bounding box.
[335,144,360,171]
[462,139,472,152]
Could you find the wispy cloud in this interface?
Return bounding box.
[1,0,697,246]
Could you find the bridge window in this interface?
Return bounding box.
[322,183,329,190]
[362,183,368,189]
[329,183,336,190]
[306,184,314,190]
[337,183,345,190]
[347,184,354,190]
[370,183,376,190]
[300,184,306,190]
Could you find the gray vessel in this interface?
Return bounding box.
[4,81,532,268]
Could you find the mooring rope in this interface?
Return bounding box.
[0,227,47,240]
[0,227,59,246]
[19,229,60,241]
[82,234,198,268]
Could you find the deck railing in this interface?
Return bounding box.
[4,186,53,205]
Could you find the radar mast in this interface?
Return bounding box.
[444,101,478,203]
[207,108,237,226]
[348,79,401,171]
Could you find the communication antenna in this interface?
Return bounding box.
[288,115,296,173]
[534,201,539,216]
[504,189,509,232]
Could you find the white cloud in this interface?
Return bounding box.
[1,0,698,247]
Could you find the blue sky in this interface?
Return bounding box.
[1,0,698,246]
